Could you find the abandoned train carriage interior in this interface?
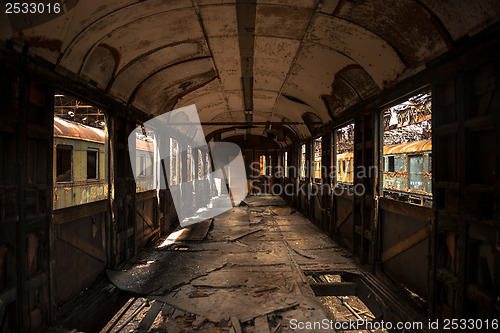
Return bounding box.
[0,0,499,332]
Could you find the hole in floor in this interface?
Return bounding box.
[306,274,388,333]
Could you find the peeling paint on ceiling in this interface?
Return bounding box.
[1,0,499,143]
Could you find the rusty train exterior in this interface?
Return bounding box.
[53,116,108,210]
[53,117,156,210]
[336,139,432,206]
[382,139,432,206]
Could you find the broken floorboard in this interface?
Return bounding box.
[105,195,364,332]
[242,195,289,207]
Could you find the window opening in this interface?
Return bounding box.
[170,138,180,185]
[87,150,98,179]
[299,144,307,180]
[382,90,432,206]
[198,149,204,180]
[284,151,288,178]
[260,155,266,176]
[187,145,194,182]
[53,91,108,209]
[56,145,72,182]
[335,123,354,186]
[313,137,322,181]
[135,129,156,192]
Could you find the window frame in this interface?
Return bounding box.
[313,136,322,182]
[53,90,109,210]
[198,149,204,180]
[139,154,146,176]
[387,156,395,172]
[56,144,73,183]
[186,145,194,182]
[170,138,180,186]
[86,148,99,180]
[299,143,306,181]
[380,88,432,206]
[206,152,211,177]
[408,153,424,191]
[333,122,355,187]
[266,155,272,176]
[283,151,288,178]
[259,155,266,176]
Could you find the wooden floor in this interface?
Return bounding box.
[102,195,365,332]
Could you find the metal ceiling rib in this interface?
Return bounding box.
[236,0,257,114]
[192,0,235,121]
[262,1,319,127]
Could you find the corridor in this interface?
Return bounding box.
[91,196,422,332]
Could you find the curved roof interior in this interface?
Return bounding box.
[2,0,499,147]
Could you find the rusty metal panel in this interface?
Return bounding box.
[409,155,424,190]
[383,140,433,199]
[54,116,105,144]
[384,139,432,155]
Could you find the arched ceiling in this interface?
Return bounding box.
[1,0,499,146]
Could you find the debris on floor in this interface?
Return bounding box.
[104,195,363,332]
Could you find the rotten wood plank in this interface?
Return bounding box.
[309,282,357,296]
[381,224,430,263]
[336,206,353,228]
[137,301,163,332]
[380,197,432,221]
[56,228,106,262]
[101,297,136,333]
[53,200,108,224]
[136,205,155,231]
[229,229,263,242]
[177,219,213,241]
[161,304,175,316]
[289,245,316,260]
[136,190,157,202]
[231,316,242,333]
[254,315,270,333]
[192,315,206,329]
